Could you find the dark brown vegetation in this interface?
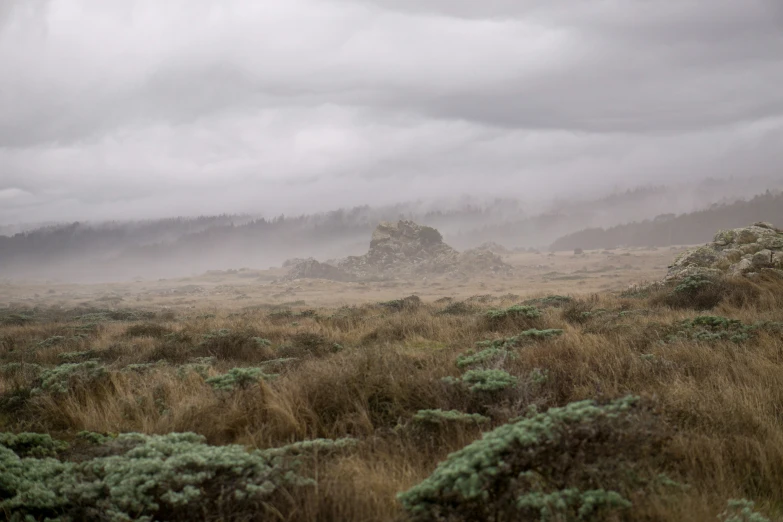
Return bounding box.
[1,274,783,521]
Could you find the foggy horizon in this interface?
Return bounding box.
[2,0,783,226]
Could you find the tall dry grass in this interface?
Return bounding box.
[1,276,783,520]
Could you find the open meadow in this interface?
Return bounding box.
[2,245,783,521]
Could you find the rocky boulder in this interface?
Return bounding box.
[337,220,512,279]
[665,222,783,281]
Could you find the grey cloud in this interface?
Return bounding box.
[0,0,782,225]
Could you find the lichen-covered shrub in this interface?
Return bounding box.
[443,369,518,393]
[205,367,277,391]
[32,361,108,395]
[378,295,422,312]
[437,301,477,316]
[474,329,564,351]
[719,499,771,522]
[0,432,355,522]
[485,305,541,324]
[57,350,97,362]
[663,315,781,344]
[196,329,276,362]
[456,347,514,369]
[398,396,664,522]
[0,432,68,458]
[523,295,574,309]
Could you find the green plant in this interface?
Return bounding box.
[456,347,513,369]
[485,305,541,323]
[0,432,68,457]
[665,315,760,344]
[205,367,277,391]
[57,350,96,361]
[398,396,657,522]
[0,432,354,521]
[378,295,422,312]
[76,431,115,445]
[475,329,563,351]
[437,301,476,316]
[516,488,631,521]
[33,361,108,395]
[36,336,69,348]
[528,368,549,387]
[523,295,573,308]
[673,274,714,295]
[719,499,771,522]
[443,369,518,393]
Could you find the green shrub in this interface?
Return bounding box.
[0,312,34,326]
[0,363,42,379]
[719,499,771,522]
[528,368,549,387]
[57,350,96,362]
[378,295,422,312]
[412,409,490,426]
[0,432,68,458]
[196,330,276,362]
[0,432,354,521]
[485,305,541,323]
[673,274,714,295]
[475,329,563,351]
[516,488,631,521]
[664,315,770,344]
[523,295,573,308]
[443,369,518,393]
[76,431,115,445]
[36,336,69,348]
[33,361,108,395]
[176,358,215,380]
[398,396,658,522]
[456,347,513,369]
[205,367,277,391]
[437,301,477,316]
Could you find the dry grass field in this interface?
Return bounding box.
[2,246,783,521]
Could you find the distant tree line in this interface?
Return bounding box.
[549,192,783,251]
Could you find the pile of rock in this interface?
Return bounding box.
[282,220,513,282]
[665,222,783,281]
[338,220,460,279]
[457,248,513,275]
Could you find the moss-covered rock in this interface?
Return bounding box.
[665,223,783,282]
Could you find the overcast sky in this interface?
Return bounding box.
[1,0,782,225]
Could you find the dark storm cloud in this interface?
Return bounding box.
[0,0,782,224]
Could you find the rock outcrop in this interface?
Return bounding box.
[665,222,783,281]
[283,220,513,281]
[337,221,461,279]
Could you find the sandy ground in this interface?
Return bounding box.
[0,246,690,310]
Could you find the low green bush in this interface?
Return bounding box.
[443,369,518,393]
[398,396,662,522]
[205,367,277,391]
[0,432,354,521]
